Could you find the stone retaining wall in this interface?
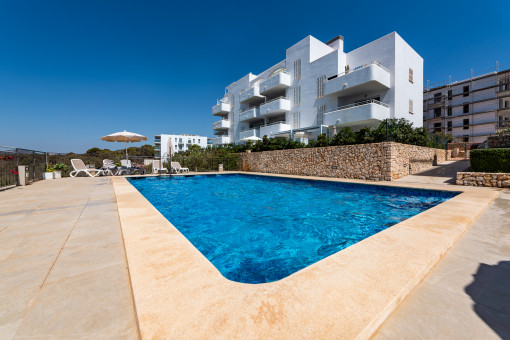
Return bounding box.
[239,142,446,181]
[487,134,510,148]
[456,172,510,188]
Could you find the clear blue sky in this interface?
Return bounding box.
[1,0,509,153]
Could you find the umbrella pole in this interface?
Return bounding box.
[125,142,128,160]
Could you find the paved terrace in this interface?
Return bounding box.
[0,177,138,339]
[0,172,508,339]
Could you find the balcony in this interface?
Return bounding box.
[260,121,291,137]
[239,107,261,122]
[323,99,390,127]
[212,119,230,131]
[211,136,231,145]
[324,62,390,97]
[239,128,260,140]
[212,102,230,116]
[240,85,265,104]
[259,72,291,96]
[259,97,291,118]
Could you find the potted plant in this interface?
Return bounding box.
[53,163,67,179]
[44,166,55,180]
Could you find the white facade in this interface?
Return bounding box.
[211,32,423,145]
[154,134,208,158]
[423,69,510,143]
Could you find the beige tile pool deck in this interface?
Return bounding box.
[0,171,507,339]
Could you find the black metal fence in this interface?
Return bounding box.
[0,146,48,188]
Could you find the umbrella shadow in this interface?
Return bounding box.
[464,261,510,338]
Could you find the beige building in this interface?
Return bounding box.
[423,67,510,143]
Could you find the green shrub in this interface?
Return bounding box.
[470,148,510,173]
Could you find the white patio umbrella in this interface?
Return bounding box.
[100,130,148,160]
[240,136,262,142]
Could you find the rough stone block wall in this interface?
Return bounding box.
[487,135,510,148]
[457,172,510,188]
[240,142,446,181]
[389,143,447,180]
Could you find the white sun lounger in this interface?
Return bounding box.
[171,162,189,173]
[70,159,104,177]
[153,160,168,174]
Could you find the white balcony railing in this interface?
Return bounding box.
[324,61,390,97]
[212,119,230,130]
[211,136,231,145]
[212,102,230,116]
[323,99,390,126]
[260,121,291,137]
[239,128,260,140]
[240,85,265,103]
[260,72,291,95]
[239,107,261,122]
[259,97,291,117]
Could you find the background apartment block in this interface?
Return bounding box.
[423,68,510,143]
[211,32,423,145]
[154,134,208,159]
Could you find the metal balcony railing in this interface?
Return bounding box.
[326,99,389,114]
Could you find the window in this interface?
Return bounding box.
[175,138,177,142]
[463,118,470,129]
[409,68,414,83]
[447,90,453,100]
[434,108,441,117]
[193,139,195,143]
[447,121,452,131]
[188,139,191,144]
[316,105,326,125]
[316,75,326,98]
[447,107,452,116]
[433,122,441,133]
[179,138,182,143]
[463,104,469,114]
[293,59,301,80]
[198,139,201,143]
[434,93,442,103]
[500,98,510,109]
[409,99,414,114]
[293,86,301,106]
[293,111,301,129]
[463,137,469,142]
[463,85,469,97]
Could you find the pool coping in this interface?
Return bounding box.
[112,171,498,339]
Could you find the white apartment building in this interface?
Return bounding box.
[211,32,423,145]
[423,68,510,143]
[154,134,208,158]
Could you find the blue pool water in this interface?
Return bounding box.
[128,174,457,284]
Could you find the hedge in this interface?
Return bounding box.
[470,148,510,173]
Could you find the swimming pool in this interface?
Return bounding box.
[128,174,458,284]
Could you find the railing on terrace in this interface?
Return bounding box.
[261,96,289,105]
[263,120,287,127]
[167,156,240,172]
[328,61,389,80]
[239,107,259,114]
[240,127,261,133]
[326,99,389,114]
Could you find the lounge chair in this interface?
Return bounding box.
[116,159,136,175]
[102,159,117,175]
[70,159,104,177]
[171,162,189,173]
[153,160,168,174]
